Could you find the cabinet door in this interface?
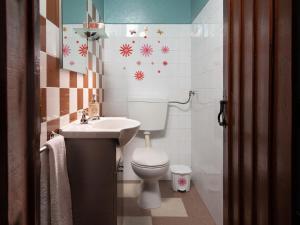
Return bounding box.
[66,138,117,225]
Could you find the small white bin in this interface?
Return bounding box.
[170,165,192,192]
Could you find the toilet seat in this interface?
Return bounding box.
[132,147,169,167]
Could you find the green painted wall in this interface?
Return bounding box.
[63,0,104,24]
[191,0,209,21]
[104,0,191,24]
[62,0,86,24]
[63,0,208,24]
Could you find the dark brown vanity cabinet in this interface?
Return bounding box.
[65,138,120,225]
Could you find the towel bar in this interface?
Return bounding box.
[40,131,60,153]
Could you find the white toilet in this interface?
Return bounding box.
[128,98,169,209]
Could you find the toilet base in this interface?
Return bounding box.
[137,179,161,209]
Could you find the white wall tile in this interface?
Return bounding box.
[40,122,47,146]
[60,69,70,88]
[40,51,47,88]
[69,88,77,113]
[60,114,70,128]
[83,88,89,109]
[77,73,84,88]
[191,0,223,224]
[46,20,59,58]
[46,87,60,121]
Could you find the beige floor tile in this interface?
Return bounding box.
[151,198,188,217]
[118,182,141,198]
[119,216,152,225]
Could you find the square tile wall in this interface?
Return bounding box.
[191,0,223,224]
[40,0,103,145]
[102,24,192,180]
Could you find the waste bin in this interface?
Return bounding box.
[170,165,192,192]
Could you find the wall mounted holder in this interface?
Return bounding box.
[73,28,108,40]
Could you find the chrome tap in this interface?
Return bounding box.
[80,110,88,124]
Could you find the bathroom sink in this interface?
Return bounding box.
[60,117,140,147]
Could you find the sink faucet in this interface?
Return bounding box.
[80,110,88,124]
[80,110,101,124]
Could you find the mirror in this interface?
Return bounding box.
[60,0,106,75]
[61,0,87,74]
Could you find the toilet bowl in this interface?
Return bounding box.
[128,98,169,209]
[131,148,169,209]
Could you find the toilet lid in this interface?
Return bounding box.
[132,148,169,167]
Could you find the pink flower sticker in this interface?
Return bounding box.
[161,45,170,54]
[78,44,88,57]
[163,60,168,66]
[134,71,144,80]
[120,44,133,57]
[62,44,71,57]
[178,177,187,186]
[140,44,153,57]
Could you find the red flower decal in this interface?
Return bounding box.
[161,45,170,54]
[178,177,187,186]
[62,44,71,57]
[120,44,133,57]
[140,44,153,57]
[134,71,144,80]
[163,61,168,66]
[78,44,88,57]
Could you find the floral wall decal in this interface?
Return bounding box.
[63,44,71,57]
[62,24,87,73]
[78,44,88,57]
[140,44,153,57]
[134,71,145,80]
[136,61,142,66]
[120,44,133,57]
[157,29,164,35]
[163,60,168,66]
[161,45,170,54]
[129,30,136,35]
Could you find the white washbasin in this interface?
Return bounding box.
[60,117,140,147]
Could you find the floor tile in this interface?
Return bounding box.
[118,182,141,198]
[151,198,188,217]
[118,198,151,216]
[119,216,152,225]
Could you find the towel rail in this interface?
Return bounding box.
[40,146,48,153]
[40,131,60,153]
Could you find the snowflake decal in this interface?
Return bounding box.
[78,44,88,57]
[134,71,144,80]
[62,44,71,57]
[161,45,170,54]
[140,44,153,57]
[163,60,168,66]
[120,44,133,57]
[178,177,187,186]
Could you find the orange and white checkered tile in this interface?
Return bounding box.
[39,0,103,145]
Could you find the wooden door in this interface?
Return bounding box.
[223,0,293,225]
[0,0,40,225]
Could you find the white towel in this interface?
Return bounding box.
[40,135,73,225]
